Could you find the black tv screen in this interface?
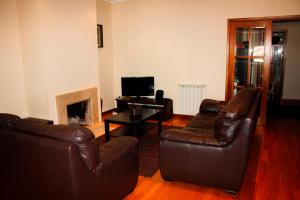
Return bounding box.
[121,77,154,97]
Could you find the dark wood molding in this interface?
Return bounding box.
[225,20,231,101]
[101,108,115,115]
[228,15,300,22]
[280,99,300,106]
[173,114,194,118]
[261,20,273,125]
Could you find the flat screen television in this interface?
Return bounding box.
[121,76,154,97]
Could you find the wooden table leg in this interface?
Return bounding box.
[132,125,138,137]
[105,121,110,142]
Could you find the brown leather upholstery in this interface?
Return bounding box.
[200,99,225,113]
[0,113,20,130]
[214,88,259,143]
[0,115,138,200]
[160,87,261,192]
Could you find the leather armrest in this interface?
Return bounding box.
[99,136,138,169]
[97,136,139,199]
[161,129,226,147]
[0,113,20,130]
[199,99,226,113]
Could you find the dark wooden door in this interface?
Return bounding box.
[226,20,272,125]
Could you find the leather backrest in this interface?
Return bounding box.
[214,87,259,142]
[11,120,100,171]
[226,86,259,117]
[11,119,94,142]
[0,113,21,130]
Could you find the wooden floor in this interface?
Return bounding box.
[97,112,300,200]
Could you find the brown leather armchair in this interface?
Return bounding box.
[0,115,139,200]
[160,87,261,192]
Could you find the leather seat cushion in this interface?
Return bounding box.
[161,129,225,147]
[186,112,217,133]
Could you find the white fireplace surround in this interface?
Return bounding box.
[56,87,100,125]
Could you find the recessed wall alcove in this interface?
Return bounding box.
[56,87,100,125]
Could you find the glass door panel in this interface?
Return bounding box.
[250,59,264,87]
[234,59,248,86]
[235,28,249,56]
[251,28,265,57]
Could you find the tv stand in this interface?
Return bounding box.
[115,96,173,121]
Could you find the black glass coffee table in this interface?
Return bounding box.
[104,108,162,142]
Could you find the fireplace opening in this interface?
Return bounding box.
[67,100,91,125]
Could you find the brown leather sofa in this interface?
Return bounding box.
[160,87,261,192]
[0,115,138,200]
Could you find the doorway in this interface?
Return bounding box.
[226,15,300,124]
[269,30,287,105]
[268,20,300,118]
[226,19,272,125]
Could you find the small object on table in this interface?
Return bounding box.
[129,104,143,117]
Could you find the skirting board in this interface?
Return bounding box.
[280,98,300,106]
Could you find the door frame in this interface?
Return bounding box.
[225,15,300,125]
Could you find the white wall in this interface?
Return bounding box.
[110,0,300,114]
[17,0,100,123]
[42,0,100,122]
[273,22,300,100]
[2,0,300,119]
[17,0,49,119]
[0,0,28,117]
[97,0,115,112]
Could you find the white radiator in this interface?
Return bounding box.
[178,84,206,115]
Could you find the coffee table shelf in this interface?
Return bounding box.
[104,108,162,142]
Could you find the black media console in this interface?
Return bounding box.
[115,96,173,121]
